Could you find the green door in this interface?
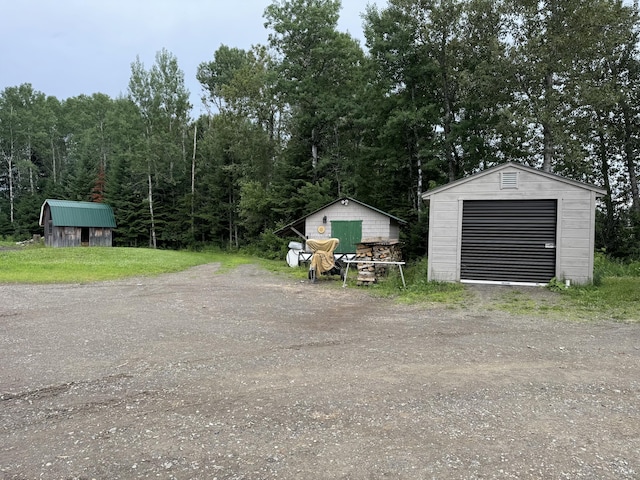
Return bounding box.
[331,220,362,253]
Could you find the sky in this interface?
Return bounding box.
[1,0,369,114]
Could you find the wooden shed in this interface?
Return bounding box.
[275,197,406,254]
[421,163,606,286]
[39,199,117,247]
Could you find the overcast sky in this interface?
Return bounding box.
[1,0,369,114]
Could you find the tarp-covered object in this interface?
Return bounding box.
[307,238,340,275]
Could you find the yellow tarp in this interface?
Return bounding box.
[307,238,340,275]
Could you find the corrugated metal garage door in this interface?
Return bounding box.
[461,200,557,284]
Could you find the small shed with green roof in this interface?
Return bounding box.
[39,199,117,247]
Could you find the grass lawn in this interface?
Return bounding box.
[0,247,252,283]
[562,277,640,322]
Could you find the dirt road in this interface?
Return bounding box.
[1,264,638,479]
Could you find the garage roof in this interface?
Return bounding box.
[422,162,606,201]
[39,199,117,228]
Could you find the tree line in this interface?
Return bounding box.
[1,0,639,259]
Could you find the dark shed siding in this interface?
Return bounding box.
[460,199,557,283]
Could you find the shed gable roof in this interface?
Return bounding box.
[274,197,406,237]
[421,162,606,200]
[39,199,117,228]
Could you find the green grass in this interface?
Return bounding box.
[329,253,640,322]
[256,257,311,281]
[494,289,566,317]
[488,253,640,322]
[477,280,640,323]
[560,277,640,322]
[560,252,640,322]
[337,257,467,304]
[0,247,252,283]
[593,251,640,279]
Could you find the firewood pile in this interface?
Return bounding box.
[355,239,402,285]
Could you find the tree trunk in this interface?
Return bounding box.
[542,121,554,173]
[234,223,239,249]
[542,72,554,173]
[229,190,233,249]
[444,106,455,182]
[311,127,318,171]
[417,153,423,215]
[148,172,157,248]
[29,167,34,194]
[191,125,197,236]
[622,103,640,213]
[597,126,615,228]
[440,31,456,183]
[6,153,14,223]
[28,139,34,194]
[410,85,423,214]
[51,137,57,184]
[7,107,15,223]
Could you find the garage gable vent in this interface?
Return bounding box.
[501,171,518,189]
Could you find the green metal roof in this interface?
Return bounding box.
[40,199,117,228]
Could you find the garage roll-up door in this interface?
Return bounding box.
[461,200,557,283]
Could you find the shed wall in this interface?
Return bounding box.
[89,228,114,247]
[46,226,113,247]
[305,202,395,248]
[427,167,599,285]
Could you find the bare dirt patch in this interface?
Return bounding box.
[1,264,639,479]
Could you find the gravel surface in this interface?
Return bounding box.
[1,263,639,479]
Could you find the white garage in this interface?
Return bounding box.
[421,163,606,286]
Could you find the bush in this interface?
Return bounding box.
[593,251,640,279]
[240,231,289,260]
[0,235,16,246]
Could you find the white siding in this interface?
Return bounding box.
[428,199,461,281]
[425,165,601,285]
[304,201,399,248]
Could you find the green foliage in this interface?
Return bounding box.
[593,251,640,279]
[1,1,640,264]
[562,278,640,322]
[0,202,12,237]
[343,256,466,304]
[531,253,640,321]
[127,49,191,249]
[546,277,568,292]
[265,0,366,208]
[239,230,289,260]
[12,193,46,239]
[395,258,465,304]
[0,236,16,246]
[256,257,311,281]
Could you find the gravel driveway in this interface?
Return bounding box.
[1,263,639,479]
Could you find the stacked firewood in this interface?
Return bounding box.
[355,239,402,285]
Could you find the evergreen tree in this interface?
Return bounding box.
[128,49,191,248]
[265,0,366,221]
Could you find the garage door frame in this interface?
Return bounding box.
[459,199,558,286]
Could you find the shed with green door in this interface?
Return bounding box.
[275,197,406,257]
